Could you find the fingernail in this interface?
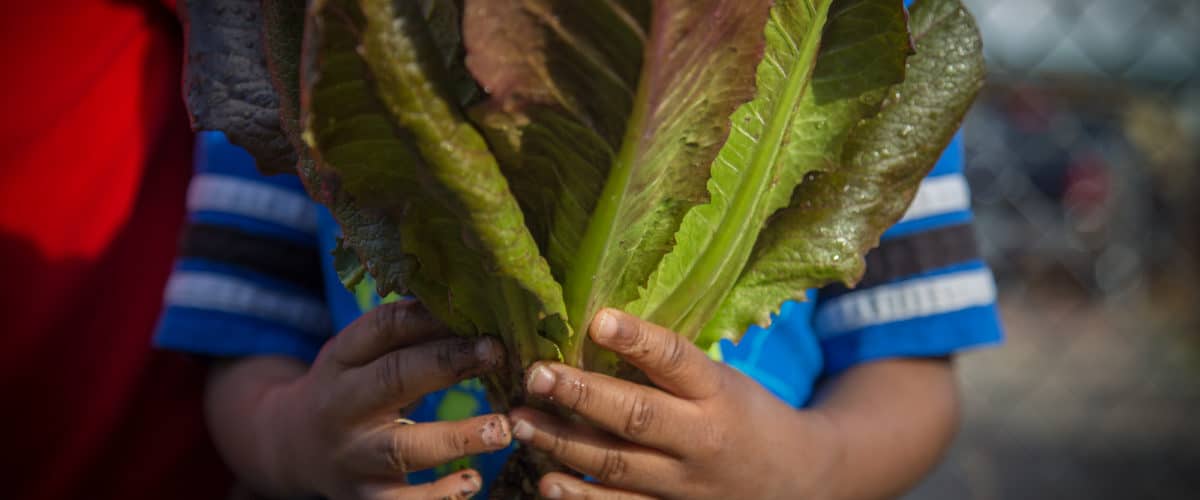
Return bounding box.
[462,471,482,490]
[459,471,481,498]
[511,418,534,441]
[480,416,511,447]
[592,310,618,344]
[543,482,563,499]
[526,364,556,396]
[475,337,503,367]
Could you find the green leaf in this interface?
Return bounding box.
[180,0,296,174]
[462,0,648,284]
[629,0,912,339]
[262,0,487,313]
[470,108,618,286]
[303,0,570,364]
[250,1,414,304]
[561,0,776,365]
[699,0,986,347]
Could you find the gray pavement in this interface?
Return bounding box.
[907,284,1200,499]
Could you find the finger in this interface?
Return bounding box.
[510,408,680,493]
[331,300,451,367]
[539,472,658,500]
[351,415,511,477]
[341,336,503,413]
[590,309,722,400]
[525,362,698,455]
[361,469,483,500]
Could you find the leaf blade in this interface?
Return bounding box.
[631,0,912,339]
[699,0,986,347]
[462,0,648,285]
[181,0,296,174]
[303,0,571,367]
[561,0,776,364]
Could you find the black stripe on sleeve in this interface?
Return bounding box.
[180,223,324,293]
[821,223,980,299]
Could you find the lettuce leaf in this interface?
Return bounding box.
[302,0,570,369]
[180,0,297,174]
[462,0,648,286]
[628,0,912,342]
[560,0,775,364]
[698,0,987,347]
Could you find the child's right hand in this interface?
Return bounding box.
[217,300,511,500]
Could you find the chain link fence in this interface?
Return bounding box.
[906,1,1200,498]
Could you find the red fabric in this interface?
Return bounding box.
[0,1,231,499]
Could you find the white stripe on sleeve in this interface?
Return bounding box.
[187,174,318,233]
[815,267,997,337]
[165,271,331,336]
[898,173,971,222]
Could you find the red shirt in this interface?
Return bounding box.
[0,1,231,498]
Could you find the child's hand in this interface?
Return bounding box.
[262,301,512,500]
[509,309,839,500]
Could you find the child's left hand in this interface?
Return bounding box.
[510,309,840,500]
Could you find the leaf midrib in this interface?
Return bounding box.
[645,0,832,329]
[562,78,651,357]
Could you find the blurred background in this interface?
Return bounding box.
[906,0,1200,498]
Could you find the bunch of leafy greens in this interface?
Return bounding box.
[182,0,982,489]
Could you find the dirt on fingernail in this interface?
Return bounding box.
[480,416,512,447]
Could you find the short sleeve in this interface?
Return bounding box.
[153,131,332,362]
[813,135,1003,375]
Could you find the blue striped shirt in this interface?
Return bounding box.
[156,132,330,361]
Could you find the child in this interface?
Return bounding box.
[157,122,1000,498]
